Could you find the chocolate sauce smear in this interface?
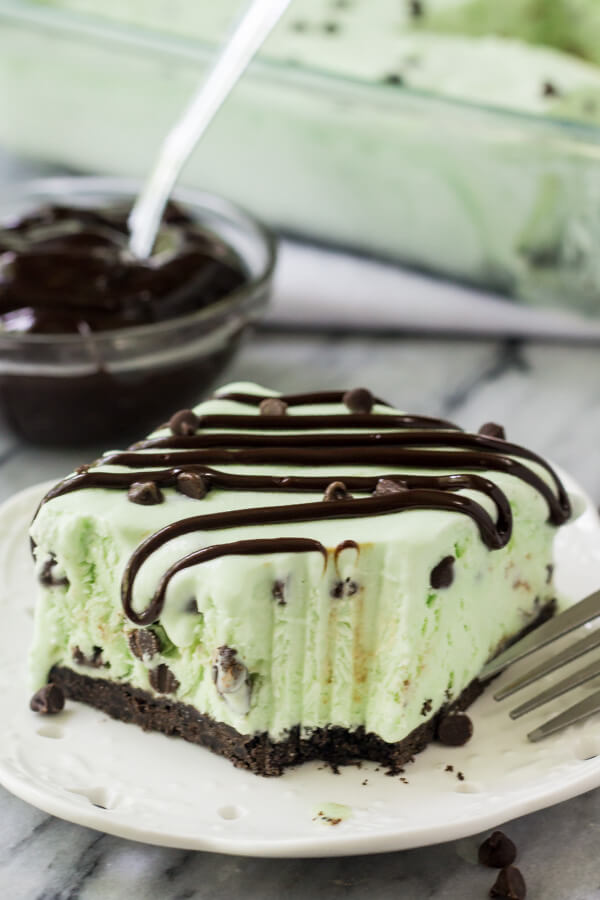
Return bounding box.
[35,390,571,626]
[0,201,247,334]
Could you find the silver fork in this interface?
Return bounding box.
[479,589,600,742]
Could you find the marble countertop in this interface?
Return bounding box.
[1,329,600,899]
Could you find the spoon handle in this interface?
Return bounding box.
[129,0,292,259]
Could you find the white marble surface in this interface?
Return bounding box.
[1,331,600,899]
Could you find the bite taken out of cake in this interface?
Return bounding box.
[28,383,572,775]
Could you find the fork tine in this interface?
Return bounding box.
[528,686,600,742]
[510,657,600,719]
[494,629,600,701]
[479,589,600,681]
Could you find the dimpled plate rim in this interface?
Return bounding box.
[0,474,598,859]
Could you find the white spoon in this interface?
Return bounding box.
[128,0,292,259]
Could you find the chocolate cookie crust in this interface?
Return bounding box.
[48,602,554,777]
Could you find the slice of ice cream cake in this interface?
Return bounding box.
[29,383,571,774]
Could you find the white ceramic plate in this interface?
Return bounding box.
[1,478,599,858]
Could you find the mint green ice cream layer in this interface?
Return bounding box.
[30,383,565,744]
[33,0,600,122]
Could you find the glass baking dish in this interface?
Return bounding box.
[2,0,600,315]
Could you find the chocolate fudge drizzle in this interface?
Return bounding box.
[36,389,571,626]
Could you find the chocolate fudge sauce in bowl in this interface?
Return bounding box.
[0,176,276,445]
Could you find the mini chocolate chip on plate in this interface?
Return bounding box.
[129,629,162,660]
[128,481,164,505]
[169,408,199,436]
[479,831,517,869]
[490,866,527,899]
[430,555,455,589]
[30,683,65,714]
[436,712,473,747]
[478,422,506,440]
[323,481,352,502]
[343,387,374,414]
[259,397,288,416]
[176,471,208,499]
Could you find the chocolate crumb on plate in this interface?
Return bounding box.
[342,387,373,414]
[479,831,517,869]
[30,683,65,714]
[128,481,164,506]
[169,408,199,436]
[479,422,507,440]
[259,397,288,417]
[437,712,473,746]
[383,73,404,85]
[490,865,527,899]
[457,771,465,781]
[445,764,454,772]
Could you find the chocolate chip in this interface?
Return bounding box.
[546,563,554,584]
[128,481,164,505]
[383,73,404,85]
[169,408,199,436]
[39,555,69,588]
[129,629,162,660]
[30,683,65,715]
[437,712,473,746]
[430,555,455,589]
[149,664,179,694]
[479,831,517,869]
[259,397,288,416]
[343,387,374,414]
[542,80,559,97]
[490,866,527,899]
[331,577,359,598]
[409,0,424,16]
[184,597,198,614]
[479,422,506,440]
[375,478,408,495]
[323,21,339,33]
[72,645,105,668]
[323,481,352,502]
[272,580,286,605]
[213,646,252,713]
[176,471,208,500]
[421,698,433,716]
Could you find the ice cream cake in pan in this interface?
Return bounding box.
[28,383,571,774]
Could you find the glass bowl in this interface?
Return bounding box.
[0,176,276,445]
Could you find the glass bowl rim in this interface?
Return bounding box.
[0,174,277,346]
